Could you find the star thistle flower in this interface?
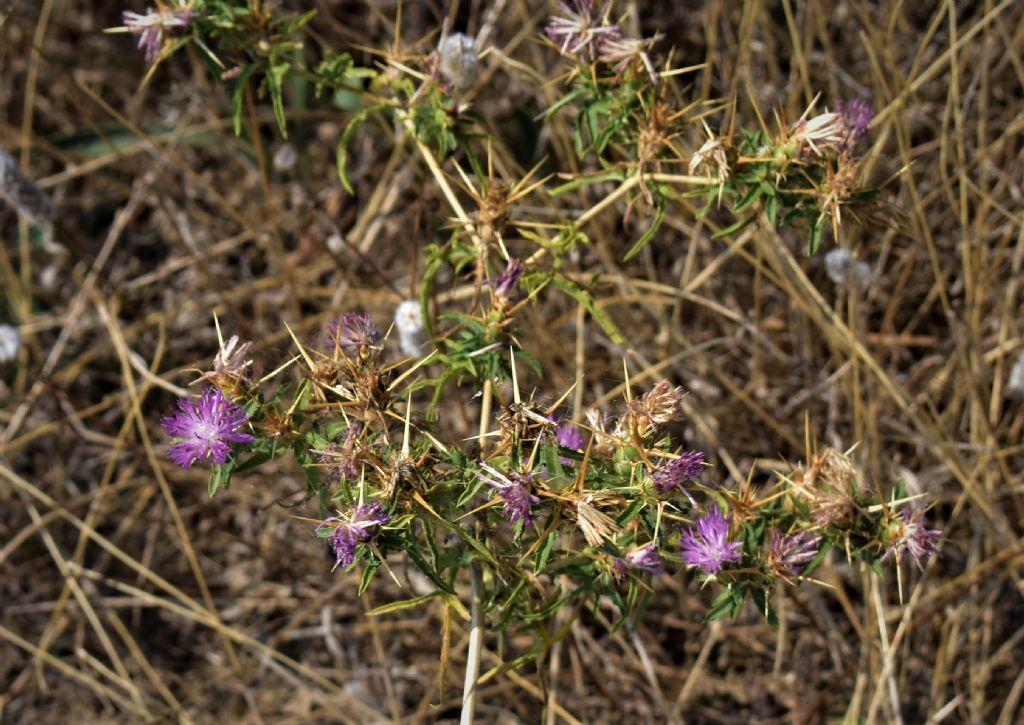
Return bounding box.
[556,420,585,451]
[314,424,362,484]
[488,258,525,303]
[196,334,253,387]
[316,502,392,569]
[477,462,541,527]
[789,111,847,158]
[766,530,821,577]
[122,5,194,65]
[161,388,254,469]
[614,543,664,579]
[680,504,742,576]
[596,33,663,84]
[629,379,686,437]
[325,312,380,357]
[839,99,874,144]
[652,451,705,503]
[545,0,620,60]
[882,508,942,569]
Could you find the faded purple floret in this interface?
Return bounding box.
[477,462,541,527]
[652,451,705,502]
[317,501,392,569]
[839,99,874,143]
[556,421,585,451]
[325,312,380,356]
[680,504,742,576]
[161,388,253,468]
[614,543,664,579]
[883,508,941,569]
[767,530,821,576]
[123,7,194,65]
[488,258,525,302]
[546,0,620,60]
[315,424,362,484]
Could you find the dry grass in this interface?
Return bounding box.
[2,1,1024,722]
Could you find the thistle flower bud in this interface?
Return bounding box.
[0,148,55,228]
[0,323,21,362]
[439,33,478,91]
[394,299,425,357]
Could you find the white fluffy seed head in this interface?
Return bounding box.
[0,324,21,362]
[440,33,478,90]
[825,248,873,290]
[395,300,425,357]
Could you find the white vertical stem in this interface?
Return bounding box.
[461,564,483,725]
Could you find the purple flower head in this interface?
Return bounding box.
[488,258,525,303]
[652,450,705,503]
[161,388,254,469]
[316,501,392,569]
[839,99,874,143]
[546,0,620,60]
[325,312,380,357]
[883,508,941,569]
[123,6,194,65]
[477,462,541,527]
[314,424,362,484]
[556,421,585,451]
[680,503,742,576]
[614,543,664,579]
[766,530,821,577]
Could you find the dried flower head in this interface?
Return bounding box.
[597,33,662,83]
[688,136,730,181]
[477,462,541,527]
[0,148,55,227]
[122,4,194,65]
[161,388,254,469]
[439,32,478,91]
[325,312,380,358]
[196,334,253,388]
[317,501,392,569]
[314,424,362,484]
[789,111,847,157]
[791,447,861,527]
[0,323,20,363]
[628,379,686,437]
[680,503,742,576]
[394,299,425,357]
[614,543,664,579]
[883,507,941,569]
[545,0,620,60]
[765,530,821,577]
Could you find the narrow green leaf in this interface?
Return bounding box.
[365,591,442,616]
[622,202,665,261]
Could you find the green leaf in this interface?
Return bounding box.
[711,215,753,240]
[622,201,665,261]
[549,276,625,345]
[365,591,443,616]
[336,106,380,193]
[231,64,262,137]
[705,586,742,622]
[807,214,828,255]
[209,460,234,497]
[266,60,291,137]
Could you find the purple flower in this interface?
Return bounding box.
[556,421,585,451]
[680,504,742,576]
[314,424,362,484]
[614,543,664,579]
[161,388,254,469]
[766,530,821,576]
[488,258,525,303]
[325,312,380,356]
[317,501,392,569]
[652,451,705,502]
[123,6,194,65]
[477,462,541,527]
[839,99,874,143]
[546,0,620,60]
[883,508,941,569]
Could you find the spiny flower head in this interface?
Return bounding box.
[688,136,730,181]
[882,507,942,569]
[652,450,705,502]
[161,388,254,469]
[614,543,664,579]
[789,111,847,158]
[122,4,194,65]
[477,462,541,527]
[545,0,620,60]
[628,379,686,437]
[317,501,392,569]
[596,32,662,84]
[325,312,380,357]
[556,420,585,451]
[765,530,821,577]
[196,334,253,388]
[680,503,742,576]
[314,424,362,484]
